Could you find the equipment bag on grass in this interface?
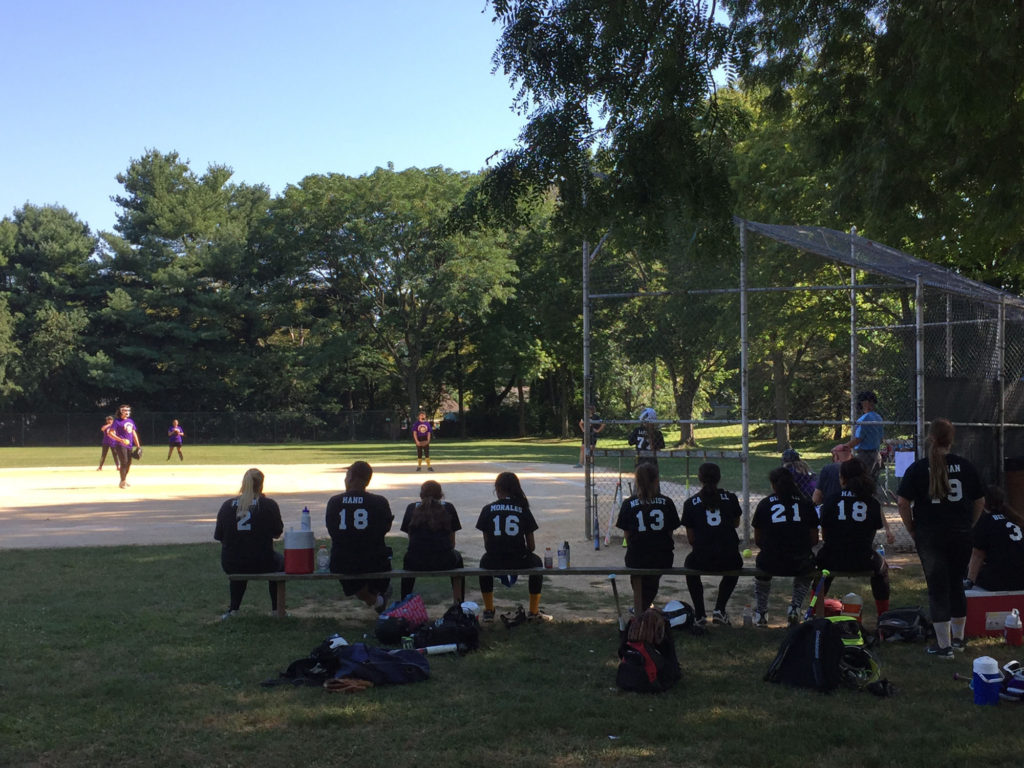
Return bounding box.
[381,593,429,629]
[412,604,481,652]
[765,618,845,692]
[616,610,681,693]
[263,636,429,687]
[877,607,932,643]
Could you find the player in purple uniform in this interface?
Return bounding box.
[616,462,682,616]
[682,463,742,627]
[110,404,141,488]
[167,419,184,461]
[412,411,434,471]
[400,479,465,605]
[214,468,284,619]
[96,415,120,471]
[899,418,985,657]
[326,460,394,612]
[476,471,551,622]
[816,458,892,620]
[967,486,1024,591]
[751,467,819,627]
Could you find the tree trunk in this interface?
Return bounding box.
[517,378,526,437]
[771,348,790,449]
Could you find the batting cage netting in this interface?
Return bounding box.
[580,221,1024,553]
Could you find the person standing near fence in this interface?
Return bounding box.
[847,391,883,487]
[681,462,742,627]
[214,468,284,619]
[412,411,434,472]
[326,460,395,613]
[897,418,985,659]
[616,462,682,616]
[111,404,141,489]
[167,419,185,461]
[575,405,604,468]
[628,407,665,468]
[96,415,119,471]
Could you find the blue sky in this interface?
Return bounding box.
[0,1,527,234]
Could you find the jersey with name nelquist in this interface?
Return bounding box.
[615,495,682,560]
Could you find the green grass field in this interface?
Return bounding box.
[4,441,1020,767]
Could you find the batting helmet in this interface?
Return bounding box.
[662,600,693,630]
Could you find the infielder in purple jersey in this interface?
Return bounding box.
[97,415,120,471]
[111,404,141,488]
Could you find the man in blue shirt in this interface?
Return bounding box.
[847,391,883,489]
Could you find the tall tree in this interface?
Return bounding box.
[0,204,101,409]
[271,166,516,421]
[726,0,1024,290]
[101,150,273,410]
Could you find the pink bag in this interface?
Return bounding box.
[382,593,429,629]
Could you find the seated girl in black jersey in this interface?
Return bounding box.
[213,468,284,619]
[475,472,551,622]
[967,486,1024,591]
[616,462,682,616]
[751,467,819,627]
[816,458,892,620]
[682,463,743,627]
[400,480,465,605]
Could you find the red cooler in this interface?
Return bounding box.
[284,529,315,574]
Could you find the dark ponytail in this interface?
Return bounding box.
[769,467,798,500]
[839,458,872,497]
[698,462,721,509]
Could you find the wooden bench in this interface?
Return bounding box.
[230,566,868,618]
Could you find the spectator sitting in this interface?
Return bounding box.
[782,448,816,500]
[812,443,853,506]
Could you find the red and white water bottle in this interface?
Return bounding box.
[1005,608,1023,646]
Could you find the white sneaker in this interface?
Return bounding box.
[220,610,238,621]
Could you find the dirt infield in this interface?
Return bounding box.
[0,460,634,570]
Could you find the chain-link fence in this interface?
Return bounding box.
[582,221,1024,553]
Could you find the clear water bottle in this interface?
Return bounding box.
[563,540,570,568]
[316,543,330,573]
[300,506,311,532]
[557,543,568,569]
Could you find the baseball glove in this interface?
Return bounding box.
[131,446,143,460]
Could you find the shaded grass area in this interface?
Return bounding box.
[4,543,1024,767]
